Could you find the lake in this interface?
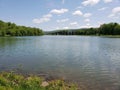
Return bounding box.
[0,36,120,90]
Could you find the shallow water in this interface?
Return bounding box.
[0,36,120,90]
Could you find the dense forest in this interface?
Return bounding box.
[46,22,120,35]
[0,20,43,36]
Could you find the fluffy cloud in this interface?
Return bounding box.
[70,22,78,25]
[84,19,90,22]
[108,7,120,18]
[33,14,52,24]
[84,13,92,17]
[73,10,83,16]
[103,0,112,3]
[82,0,100,6]
[57,18,69,23]
[50,9,68,14]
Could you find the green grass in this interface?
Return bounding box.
[0,72,77,90]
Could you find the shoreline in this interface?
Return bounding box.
[1,34,120,38]
[0,71,78,90]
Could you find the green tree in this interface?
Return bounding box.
[0,20,43,36]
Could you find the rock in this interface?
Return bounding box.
[41,81,49,87]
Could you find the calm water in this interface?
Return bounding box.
[0,36,120,90]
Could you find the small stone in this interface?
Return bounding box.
[41,81,49,87]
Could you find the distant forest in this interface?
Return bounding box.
[0,20,43,36]
[0,20,120,36]
[46,22,120,35]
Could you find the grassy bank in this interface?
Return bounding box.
[0,72,77,90]
[99,35,120,38]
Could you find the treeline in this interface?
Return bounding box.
[47,22,120,35]
[0,20,43,36]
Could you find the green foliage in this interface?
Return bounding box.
[0,20,43,36]
[47,22,120,35]
[99,23,118,35]
[0,72,77,90]
[113,24,120,35]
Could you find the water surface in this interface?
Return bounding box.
[0,36,120,90]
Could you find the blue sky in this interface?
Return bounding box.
[0,0,120,31]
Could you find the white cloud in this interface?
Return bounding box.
[33,14,52,24]
[103,0,112,3]
[33,18,50,24]
[84,13,92,17]
[43,14,52,18]
[86,23,90,26]
[70,22,78,25]
[84,19,90,22]
[82,0,100,6]
[112,7,120,14]
[50,9,68,14]
[76,6,83,9]
[79,23,91,28]
[63,27,69,29]
[108,14,114,18]
[57,18,69,23]
[73,10,83,16]
[108,7,120,18]
[98,7,108,11]
[79,25,90,28]
[98,21,104,25]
